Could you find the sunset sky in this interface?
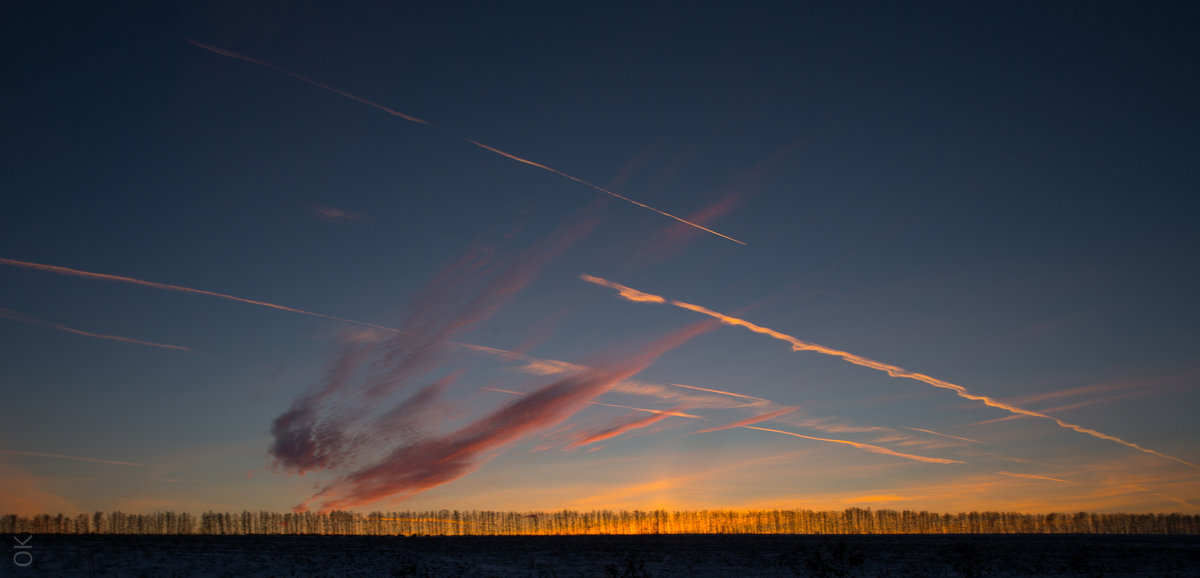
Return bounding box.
[3,2,1198,517]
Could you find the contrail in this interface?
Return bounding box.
[464,140,745,245]
[692,407,796,434]
[742,426,963,464]
[582,274,1200,471]
[184,38,744,245]
[0,257,398,333]
[907,427,986,445]
[182,38,429,124]
[0,449,156,468]
[0,307,191,351]
[669,382,770,402]
[997,471,1079,485]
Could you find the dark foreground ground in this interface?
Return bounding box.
[7,534,1199,577]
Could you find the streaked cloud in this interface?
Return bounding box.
[300,320,716,511]
[742,426,964,465]
[669,382,770,403]
[0,256,398,333]
[0,449,158,469]
[0,307,191,352]
[567,408,681,449]
[183,38,430,124]
[692,407,796,435]
[186,38,744,245]
[270,217,598,475]
[311,203,366,223]
[997,471,1080,485]
[582,274,1200,471]
[907,427,986,445]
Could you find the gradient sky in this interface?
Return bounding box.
[3,2,1199,517]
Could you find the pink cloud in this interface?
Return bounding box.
[299,320,716,511]
[269,213,602,481]
[312,203,366,222]
[691,407,796,435]
[567,408,681,449]
[0,307,192,352]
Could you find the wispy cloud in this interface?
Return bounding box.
[470,344,772,410]
[567,408,682,449]
[692,407,796,435]
[0,449,157,469]
[669,382,770,404]
[464,138,745,245]
[0,307,192,352]
[300,320,715,511]
[311,203,366,223]
[907,427,986,445]
[270,217,598,475]
[0,462,79,516]
[487,388,702,419]
[182,38,430,124]
[1004,377,1172,407]
[742,426,964,464]
[186,38,744,245]
[582,274,1200,471]
[0,256,397,333]
[997,471,1079,485]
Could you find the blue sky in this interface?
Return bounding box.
[2,2,1198,516]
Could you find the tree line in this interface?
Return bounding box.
[2,509,1197,535]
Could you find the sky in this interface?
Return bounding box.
[2,2,1198,517]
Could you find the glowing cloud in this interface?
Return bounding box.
[582,274,1200,471]
[906,427,986,445]
[301,320,715,511]
[669,382,770,403]
[579,274,666,303]
[271,217,598,475]
[742,426,964,464]
[692,407,797,434]
[186,38,744,245]
[567,408,681,449]
[0,307,191,352]
[997,471,1079,485]
[585,402,700,419]
[485,388,702,418]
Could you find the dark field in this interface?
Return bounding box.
[9,534,1200,577]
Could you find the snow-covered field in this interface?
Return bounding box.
[9,534,1199,577]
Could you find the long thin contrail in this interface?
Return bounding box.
[182,38,429,124]
[183,38,744,245]
[668,382,770,402]
[464,140,745,245]
[907,427,986,445]
[582,274,1200,471]
[743,426,963,464]
[0,257,398,333]
[0,449,156,468]
[0,307,192,351]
